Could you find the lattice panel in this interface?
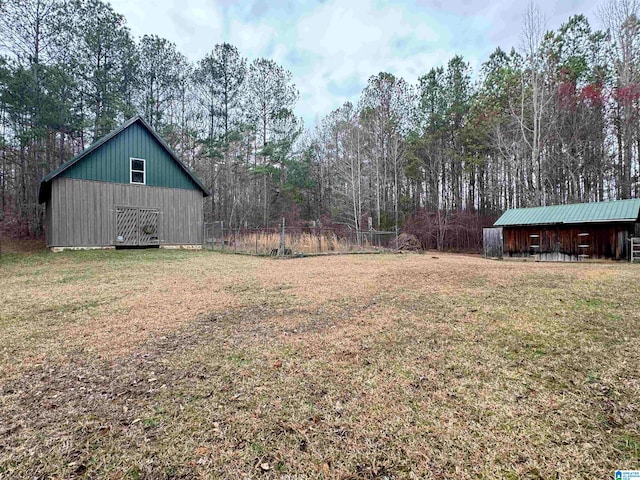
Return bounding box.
[116,207,139,245]
[139,209,159,245]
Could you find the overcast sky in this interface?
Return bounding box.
[109,0,601,128]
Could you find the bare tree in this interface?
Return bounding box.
[513,2,553,205]
[599,0,640,198]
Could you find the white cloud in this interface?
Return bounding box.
[289,0,475,125]
[224,19,279,60]
[109,0,225,59]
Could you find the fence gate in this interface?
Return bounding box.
[115,206,159,246]
[630,237,640,262]
[483,227,503,258]
[139,208,159,245]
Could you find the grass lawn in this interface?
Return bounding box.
[0,249,639,479]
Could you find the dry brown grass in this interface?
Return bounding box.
[214,230,375,255]
[0,250,639,479]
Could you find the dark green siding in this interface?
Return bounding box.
[61,123,199,191]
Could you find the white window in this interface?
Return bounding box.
[130,158,145,184]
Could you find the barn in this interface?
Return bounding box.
[484,199,640,261]
[38,116,210,250]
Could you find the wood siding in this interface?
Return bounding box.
[46,177,203,247]
[503,223,633,261]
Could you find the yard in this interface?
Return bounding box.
[0,249,638,479]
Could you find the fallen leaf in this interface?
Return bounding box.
[195,446,210,456]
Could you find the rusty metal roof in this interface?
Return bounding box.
[494,199,640,226]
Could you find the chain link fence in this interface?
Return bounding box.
[204,221,397,255]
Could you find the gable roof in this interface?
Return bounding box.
[494,199,640,227]
[39,116,210,203]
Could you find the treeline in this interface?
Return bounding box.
[315,3,640,242]
[1,0,640,251]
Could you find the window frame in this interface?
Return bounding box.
[130,157,146,185]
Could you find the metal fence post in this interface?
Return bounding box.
[280,217,286,256]
[395,224,399,250]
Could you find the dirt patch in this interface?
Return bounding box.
[0,237,46,255]
[0,250,256,377]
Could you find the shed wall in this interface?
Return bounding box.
[47,177,203,247]
[503,223,633,261]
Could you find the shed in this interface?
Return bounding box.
[39,116,210,249]
[487,199,640,261]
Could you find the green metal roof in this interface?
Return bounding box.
[494,199,640,226]
[39,116,210,203]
